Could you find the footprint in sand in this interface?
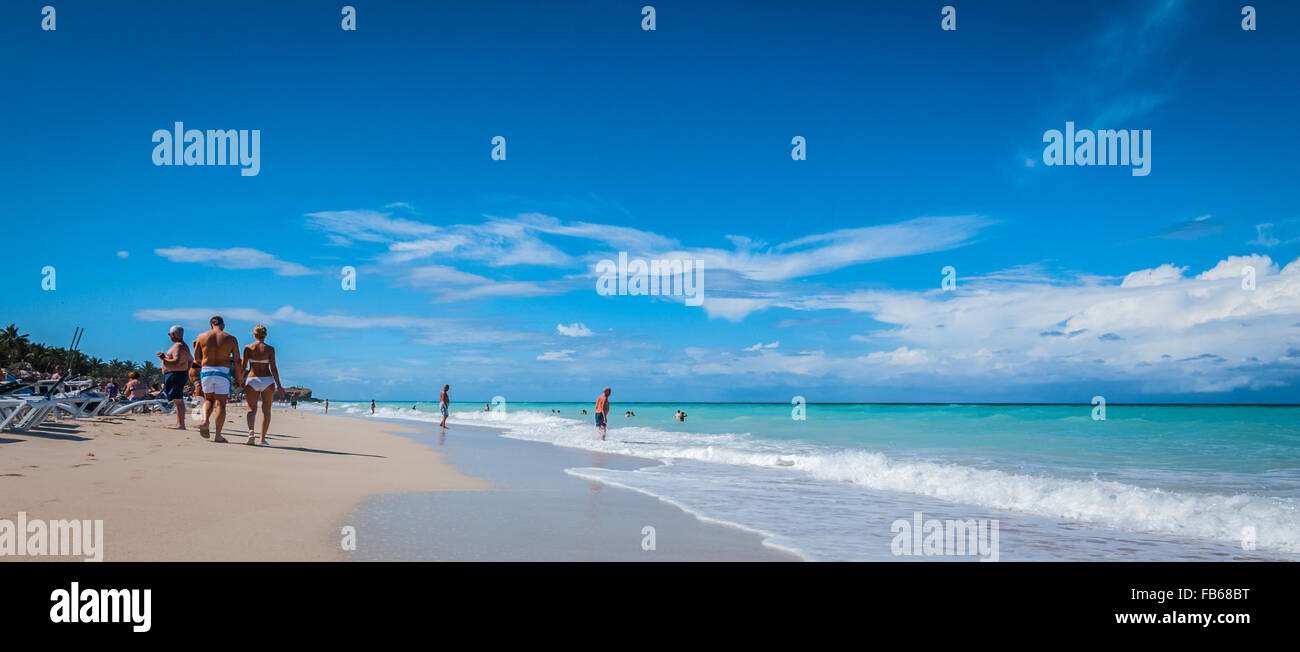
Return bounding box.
[1,473,24,477]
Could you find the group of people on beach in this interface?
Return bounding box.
[153,315,286,446]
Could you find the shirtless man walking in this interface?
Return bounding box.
[595,387,611,440]
[156,325,193,430]
[192,315,243,443]
[439,384,450,429]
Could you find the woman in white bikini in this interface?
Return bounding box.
[241,325,284,446]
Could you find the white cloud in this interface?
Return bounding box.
[380,237,469,263]
[1249,223,1280,247]
[676,254,1300,394]
[702,297,776,322]
[305,209,441,244]
[1121,263,1185,288]
[397,265,564,302]
[864,346,932,366]
[154,247,315,276]
[1196,254,1277,280]
[537,350,576,361]
[743,341,779,351]
[437,281,560,302]
[512,212,678,251]
[557,322,594,337]
[308,208,994,316]
[687,216,990,283]
[115,251,129,259]
[133,305,538,347]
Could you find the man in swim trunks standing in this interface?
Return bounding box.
[439,384,450,429]
[156,325,193,430]
[595,387,611,440]
[192,315,243,443]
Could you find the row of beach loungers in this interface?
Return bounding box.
[0,377,179,433]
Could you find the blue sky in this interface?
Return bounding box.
[2,0,1298,402]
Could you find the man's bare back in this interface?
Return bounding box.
[194,330,241,369]
[193,316,243,444]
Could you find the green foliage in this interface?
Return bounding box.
[0,323,164,386]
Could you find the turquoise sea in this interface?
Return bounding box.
[318,401,1300,560]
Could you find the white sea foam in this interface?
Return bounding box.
[331,405,1300,558]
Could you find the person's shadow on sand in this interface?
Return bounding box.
[20,424,92,442]
[264,444,384,458]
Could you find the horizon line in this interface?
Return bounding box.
[335,400,1300,408]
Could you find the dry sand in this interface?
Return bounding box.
[0,406,491,561]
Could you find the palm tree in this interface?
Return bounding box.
[0,323,31,364]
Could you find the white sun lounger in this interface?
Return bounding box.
[0,398,29,431]
[3,397,59,433]
[105,398,174,416]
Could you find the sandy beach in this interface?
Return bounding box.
[1,405,796,562]
[0,407,492,561]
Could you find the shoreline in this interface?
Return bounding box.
[340,412,799,561]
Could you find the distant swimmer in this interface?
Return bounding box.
[484,403,491,412]
[595,387,611,440]
[581,409,587,415]
[675,410,687,422]
[370,399,375,415]
[625,410,635,418]
[325,398,329,414]
[439,384,450,429]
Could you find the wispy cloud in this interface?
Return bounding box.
[669,215,991,283]
[557,322,594,337]
[537,350,576,361]
[154,247,315,276]
[133,305,539,347]
[1155,214,1222,241]
[1051,0,1189,126]
[397,264,565,302]
[311,207,994,315]
[306,209,441,244]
